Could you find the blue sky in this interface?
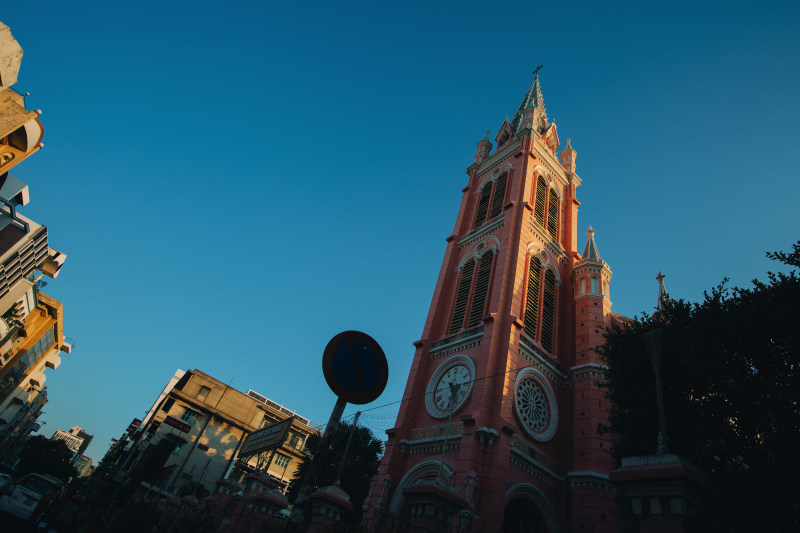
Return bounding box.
[2,1,798,461]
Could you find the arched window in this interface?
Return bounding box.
[467,250,494,328]
[473,174,508,229]
[591,278,599,294]
[534,176,547,227]
[449,260,475,334]
[579,278,586,294]
[547,188,559,240]
[523,255,541,340]
[523,253,557,353]
[532,176,559,241]
[449,251,495,334]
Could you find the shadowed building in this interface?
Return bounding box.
[115,369,320,498]
[0,22,70,463]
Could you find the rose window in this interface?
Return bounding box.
[517,378,548,432]
[514,368,558,442]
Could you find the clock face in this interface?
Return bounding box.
[434,364,472,411]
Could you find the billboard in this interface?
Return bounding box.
[239,417,293,458]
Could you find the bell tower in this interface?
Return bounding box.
[362,72,623,532]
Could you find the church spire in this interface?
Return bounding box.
[656,271,669,311]
[511,66,548,132]
[582,226,601,261]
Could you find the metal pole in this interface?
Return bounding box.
[335,411,361,486]
[644,329,668,454]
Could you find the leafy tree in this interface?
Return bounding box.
[599,242,800,531]
[286,420,383,523]
[16,435,78,482]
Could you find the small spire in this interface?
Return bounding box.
[482,130,490,142]
[566,138,573,150]
[582,226,601,261]
[510,66,548,132]
[656,271,669,311]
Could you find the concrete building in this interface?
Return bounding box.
[118,369,320,497]
[73,454,93,478]
[0,22,70,462]
[362,72,627,532]
[51,425,93,458]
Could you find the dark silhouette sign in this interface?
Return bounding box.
[322,330,388,405]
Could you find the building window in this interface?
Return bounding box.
[523,253,557,353]
[273,453,290,469]
[197,386,211,402]
[180,408,200,425]
[287,432,304,450]
[449,250,495,334]
[161,397,175,412]
[473,174,507,229]
[532,176,559,241]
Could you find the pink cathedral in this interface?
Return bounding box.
[361,72,626,532]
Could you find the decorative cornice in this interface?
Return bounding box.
[518,337,567,382]
[566,471,616,492]
[429,327,483,360]
[457,215,505,250]
[525,216,568,266]
[509,446,565,488]
[472,139,520,178]
[569,362,608,381]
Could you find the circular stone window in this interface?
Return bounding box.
[514,368,558,442]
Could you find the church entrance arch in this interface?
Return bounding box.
[388,460,454,514]
[503,483,559,533]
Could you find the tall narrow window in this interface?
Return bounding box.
[534,176,547,227]
[541,270,556,352]
[523,254,557,353]
[450,260,475,334]
[474,174,508,229]
[488,174,507,220]
[523,255,541,339]
[467,251,494,328]
[473,186,492,229]
[547,189,559,240]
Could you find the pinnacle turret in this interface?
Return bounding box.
[510,67,548,133]
[582,226,601,261]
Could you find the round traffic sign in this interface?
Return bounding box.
[322,331,388,405]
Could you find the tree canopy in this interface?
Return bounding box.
[16,435,78,482]
[599,242,800,531]
[286,419,383,524]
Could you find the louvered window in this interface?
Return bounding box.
[488,173,507,220]
[541,270,556,352]
[547,189,559,240]
[467,251,494,328]
[473,185,492,230]
[534,176,547,227]
[523,256,541,339]
[450,260,475,334]
[523,255,557,353]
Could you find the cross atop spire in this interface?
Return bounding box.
[656,271,669,311]
[510,66,548,132]
[582,226,602,261]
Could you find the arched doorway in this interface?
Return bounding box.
[503,483,559,533]
[503,497,546,533]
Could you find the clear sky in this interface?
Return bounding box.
[2,1,798,462]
